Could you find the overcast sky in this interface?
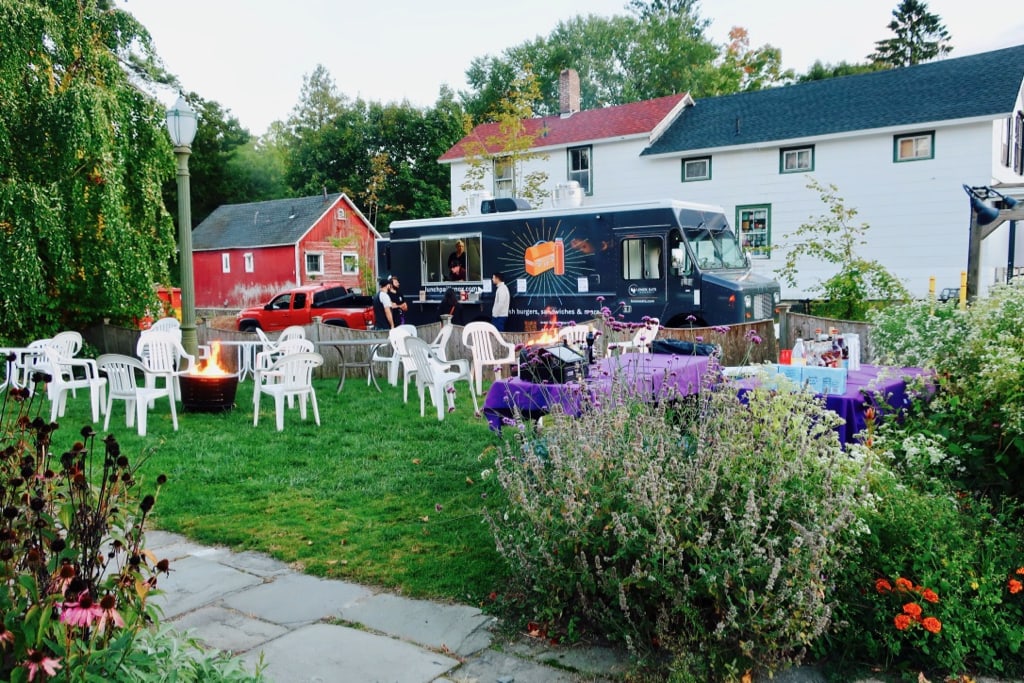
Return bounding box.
[120,0,1023,135]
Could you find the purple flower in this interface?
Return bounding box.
[596,296,605,302]
[713,325,730,334]
[686,315,697,323]
[695,335,704,342]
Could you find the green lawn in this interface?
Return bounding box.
[52,374,509,605]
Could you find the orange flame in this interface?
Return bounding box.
[194,341,231,376]
[528,308,560,346]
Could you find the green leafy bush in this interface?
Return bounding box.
[822,449,1024,681]
[0,378,262,681]
[487,370,871,679]
[868,280,1024,499]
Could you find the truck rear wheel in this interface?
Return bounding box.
[665,314,707,329]
[324,320,349,328]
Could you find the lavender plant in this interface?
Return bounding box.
[487,367,871,679]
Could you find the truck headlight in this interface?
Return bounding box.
[744,295,753,310]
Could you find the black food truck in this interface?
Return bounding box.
[380,198,781,332]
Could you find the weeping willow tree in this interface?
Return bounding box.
[0,0,177,342]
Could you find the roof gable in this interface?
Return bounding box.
[643,44,1024,156]
[192,193,378,251]
[439,94,690,162]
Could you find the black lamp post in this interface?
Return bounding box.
[963,184,1023,302]
[166,95,199,356]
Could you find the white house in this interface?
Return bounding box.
[440,47,1024,299]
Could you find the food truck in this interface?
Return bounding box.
[380,198,781,332]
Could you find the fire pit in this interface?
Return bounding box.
[180,342,238,412]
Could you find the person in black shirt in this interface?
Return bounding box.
[447,240,467,281]
[388,275,408,325]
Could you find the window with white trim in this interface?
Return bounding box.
[567,146,592,194]
[682,156,711,182]
[243,253,254,273]
[305,252,324,276]
[493,158,513,198]
[342,252,359,275]
[780,146,814,173]
[737,205,771,259]
[894,131,934,162]
[221,253,230,273]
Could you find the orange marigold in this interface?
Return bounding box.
[894,614,913,631]
[1009,579,1023,595]
[903,602,923,619]
[1016,567,1024,576]
[895,577,914,592]
[921,588,940,603]
[922,617,942,633]
[875,578,893,593]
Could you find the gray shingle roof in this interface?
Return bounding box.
[192,193,343,250]
[642,44,1024,156]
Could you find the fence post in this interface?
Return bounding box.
[776,302,792,350]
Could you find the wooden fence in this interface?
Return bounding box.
[83,316,780,382]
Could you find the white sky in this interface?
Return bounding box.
[120,0,1023,135]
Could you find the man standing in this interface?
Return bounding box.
[491,271,510,332]
[389,275,408,325]
[373,278,396,330]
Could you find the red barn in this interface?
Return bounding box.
[191,193,380,309]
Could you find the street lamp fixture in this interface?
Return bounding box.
[963,184,1024,302]
[166,95,199,356]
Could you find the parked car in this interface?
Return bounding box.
[236,283,374,332]
[938,287,960,303]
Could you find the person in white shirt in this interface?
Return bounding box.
[491,272,510,331]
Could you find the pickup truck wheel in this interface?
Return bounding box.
[239,321,260,333]
[324,320,349,328]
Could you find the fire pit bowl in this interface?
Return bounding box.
[179,373,239,413]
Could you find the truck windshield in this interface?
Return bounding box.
[683,221,747,270]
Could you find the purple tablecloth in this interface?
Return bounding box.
[738,364,926,446]
[484,353,710,430]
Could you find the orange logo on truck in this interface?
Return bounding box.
[524,239,565,276]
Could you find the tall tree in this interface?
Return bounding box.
[798,60,889,82]
[711,27,793,93]
[459,66,550,210]
[0,0,177,341]
[868,0,952,67]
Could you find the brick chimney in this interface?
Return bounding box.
[559,68,580,116]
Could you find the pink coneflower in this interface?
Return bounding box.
[24,649,61,681]
[0,624,13,648]
[96,593,125,634]
[60,590,102,628]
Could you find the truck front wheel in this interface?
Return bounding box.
[239,321,261,333]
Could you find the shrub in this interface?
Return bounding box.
[487,368,872,679]
[0,378,260,681]
[868,280,1024,500]
[822,452,1024,681]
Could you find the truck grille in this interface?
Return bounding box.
[753,292,775,320]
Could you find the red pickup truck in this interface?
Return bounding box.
[235,283,375,332]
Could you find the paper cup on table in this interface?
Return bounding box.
[779,349,792,365]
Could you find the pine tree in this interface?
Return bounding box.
[869,0,952,67]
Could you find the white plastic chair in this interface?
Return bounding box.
[97,354,176,436]
[461,321,517,395]
[556,324,592,355]
[404,337,479,421]
[136,331,196,401]
[149,317,181,335]
[373,324,416,388]
[254,338,314,409]
[388,325,421,401]
[429,323,454,362]
[39,345,107,424]
[253,351,323,431]
[14,339,52,390]
[607,318,660,357]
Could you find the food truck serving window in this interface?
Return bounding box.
[420,235,482,284]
